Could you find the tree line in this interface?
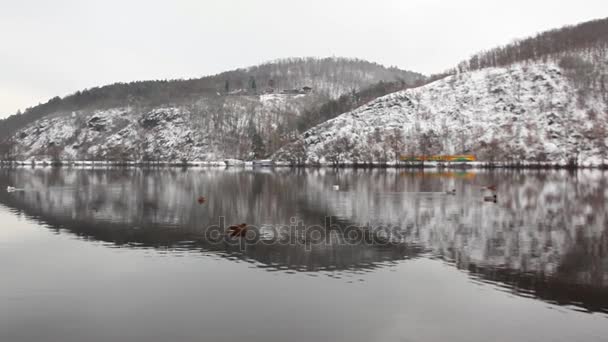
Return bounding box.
[456,17,608,73]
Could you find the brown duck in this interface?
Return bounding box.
[228,223,248,237]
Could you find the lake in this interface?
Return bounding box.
[0,167,607,342]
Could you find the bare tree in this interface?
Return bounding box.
[47,144,63,164]
[282,139,307,165]
[592,119,608,166]
[0,139,16,162]
[322,136,354,166]
[419,129,442,157]
[385,128,405,161]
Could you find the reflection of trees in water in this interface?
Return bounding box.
[0,168,423,274]
[1,168,607,312]
[309,170,607,277]
[304,168,608,312]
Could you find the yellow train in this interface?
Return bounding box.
[399,155,476,162]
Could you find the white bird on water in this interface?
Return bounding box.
[6,186,24,193]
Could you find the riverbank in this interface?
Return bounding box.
[1,159,607,170]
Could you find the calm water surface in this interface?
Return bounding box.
[0,168,607,342]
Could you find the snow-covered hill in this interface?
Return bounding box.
[12,93,315,161]
[275,59,608,166]
[3,57,422,162]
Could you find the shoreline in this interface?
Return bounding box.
[1,160,606,170]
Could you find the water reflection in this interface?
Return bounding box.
[0,168,607,314]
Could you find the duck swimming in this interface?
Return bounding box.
[445,189,456,195]
[197,196,207,204]
[483,194,497,202]
[227,223,248,237]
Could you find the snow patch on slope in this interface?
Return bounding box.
[276,62,608,166]
[11,92,321,161]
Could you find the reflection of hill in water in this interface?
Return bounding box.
[0,168,424,273]
[309,169,608,313]
[1,168,607,313]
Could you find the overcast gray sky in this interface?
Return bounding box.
[1,0,607,118]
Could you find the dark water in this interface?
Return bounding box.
[0,167,607,342]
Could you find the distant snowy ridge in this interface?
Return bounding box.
[275,59,608,167]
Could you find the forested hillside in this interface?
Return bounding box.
[6,16,608,166]
[275,17,608,167]
[456,17,608,72]
[0,57,423,161]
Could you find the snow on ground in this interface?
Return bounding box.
[10,58,608,166]
[276,61,608,166]
[10,93,317,162]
